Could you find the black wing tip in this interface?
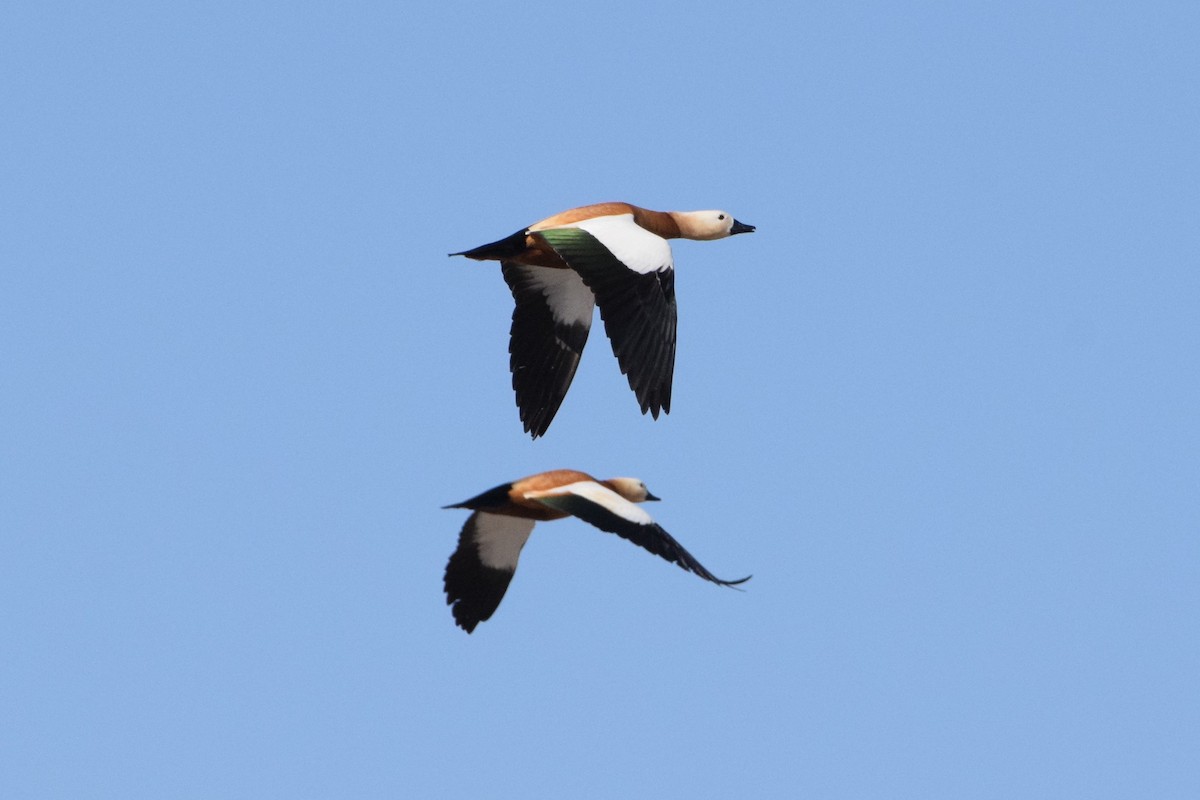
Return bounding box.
[721,574,752,587]
[446,595,498,634]
[640,399,671,419]
[512,374,570,437]
[444,543,512,633]
[445,582,486,633]
[632,377,672,418]
[519,409,552,439]
[444,578,495,634]
[518,413,551,439]
[452,612,481,633]
[446,597,481,633]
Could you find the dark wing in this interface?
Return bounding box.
[535,227,676,419]
[444,511,536,633]
[501,262,594,438]
[528,482,749,587]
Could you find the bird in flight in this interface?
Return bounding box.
[442,469,751,633]
[452,202,755,437]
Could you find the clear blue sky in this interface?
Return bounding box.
[3,2,1197,797]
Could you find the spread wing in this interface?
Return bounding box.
[501,262,594,438]
[536,219,676,419]
[443,512,536,633]
[525,481,749,587]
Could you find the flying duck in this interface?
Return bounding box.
[451,202,755,437]
[442,468,750,633]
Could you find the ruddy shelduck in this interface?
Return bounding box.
[442,468,750,633]
[451,202,755,437]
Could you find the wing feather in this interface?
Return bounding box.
[527,482,749,587]
[501,262,594,437]
[535,225,676,418]
[444,512,536,633]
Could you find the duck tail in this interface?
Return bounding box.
[449,229,529,261]
[442,483,513,511]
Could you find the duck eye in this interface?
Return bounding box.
[718,214,726,220]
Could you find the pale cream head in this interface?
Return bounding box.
[604,477,660,503]
[670,210,756,241]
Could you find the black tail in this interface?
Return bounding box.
[442,482,513,511]
[449,229,529,261]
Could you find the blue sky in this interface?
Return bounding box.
[2,2,1197,797]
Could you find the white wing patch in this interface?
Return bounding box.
[526,480,655,526]
[524,265,595,327]
[474,513,536,571]
[558,214,674,275]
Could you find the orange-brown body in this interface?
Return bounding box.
[457,203,685,270]
[450,469,646,522]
